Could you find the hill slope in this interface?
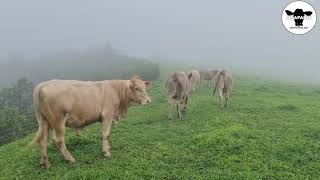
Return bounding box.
[1,68,320,179]
[0,48,160,88]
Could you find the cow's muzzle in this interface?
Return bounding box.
[142,98,151,105]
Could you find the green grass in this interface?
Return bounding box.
[1,68,320,179]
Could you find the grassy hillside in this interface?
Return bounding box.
[1,67,320,179]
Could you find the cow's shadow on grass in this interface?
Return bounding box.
[277,104,299,112]
[67,136,98,149]
[254,85,272,92]
[45,134,102,166]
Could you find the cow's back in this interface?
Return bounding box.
[215,71,233,90]
[191,70,200,82]
[166,72,189,100]
[178,72,190,93]
[224,72,233,90]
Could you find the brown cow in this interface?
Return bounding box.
[187,70,201,92]
[166,72,190,121]
[212,70,233,108]
[31,75,151,168]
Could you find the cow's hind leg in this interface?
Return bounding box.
[167,99,173,122]
[53,115,76,164]
[218,89,224,109]
[225,90,230,108]
[177,102,182,118]
[39,119,50,168]
[182,95,188,113]
[33,113,50,168]
[75,128,81,136]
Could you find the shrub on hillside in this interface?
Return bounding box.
[0,108,34,145]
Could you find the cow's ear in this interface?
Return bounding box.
[131,75,140,80]
[285,10,293,16]
[144,81,152,89]
[304,11,312,16]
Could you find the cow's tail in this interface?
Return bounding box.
[213,70,225,96]
[30,84,50,146]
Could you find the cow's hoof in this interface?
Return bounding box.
[40,161,51,169]
[68,158,76,164]
[103,151,111,159]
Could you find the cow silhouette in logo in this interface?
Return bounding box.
[285,9,313,26]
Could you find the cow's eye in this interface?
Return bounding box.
[135,87,140,91]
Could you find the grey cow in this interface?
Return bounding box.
[213,70,234,108]
[199,69,220,87]
[166,72,191,121]
[187,70,201,92]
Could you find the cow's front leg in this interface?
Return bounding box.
[101,116,113,159]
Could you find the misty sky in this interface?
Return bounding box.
[0,0,319,82]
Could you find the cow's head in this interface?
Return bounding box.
[286,9,312,26]
[129,75,152,106]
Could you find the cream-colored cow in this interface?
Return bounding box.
[31,76,151,168]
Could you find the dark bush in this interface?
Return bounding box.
[277,104,299,112]
[0,108,34,145]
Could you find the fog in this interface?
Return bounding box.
[0,0,319,84]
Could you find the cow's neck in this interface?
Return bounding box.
[110,80,130,111]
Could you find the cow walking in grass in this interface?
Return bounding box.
[213,70,233,108]
[187,70,201,92]
[166,72,190,121]
[199,69,219,87]
[31,76,151,168]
